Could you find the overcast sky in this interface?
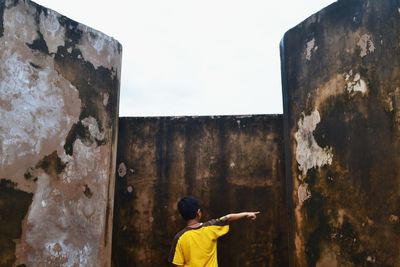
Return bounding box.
[34,0,336,117]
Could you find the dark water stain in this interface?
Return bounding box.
[112,116,288,267]
[83,184,93,198]
[0,179,33,267]
[63,120,101,155]
[0,1,4,38]
[282,0,400,265]
[183,118,201,195]
[112,118,145,267]
[26,31,49,55]
[35,151,66,179]
[54,45,119,155]
[29,62,41,69]
[57,16,82,47]
[53,17,120,251]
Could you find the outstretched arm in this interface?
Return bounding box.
[222,211,260,221]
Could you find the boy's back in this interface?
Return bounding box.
[169,218,229,266]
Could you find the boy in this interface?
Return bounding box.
[168,196,260,267]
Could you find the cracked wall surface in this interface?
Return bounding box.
[0,0,121,266]
[112,116,288,267]
[281,0,400,266]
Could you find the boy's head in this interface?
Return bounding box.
[177,196,200,221]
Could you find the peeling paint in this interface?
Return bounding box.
[81,116,105,142]
[305,38,318,61]
[0,0,121,265]
[0,42,80,192]
[295,110,333,178]
[39,10,65,54]
[345,71,368,94]
[229,161,236,168]
[102,92,109,106]
[282,0,400,265]
[357,34,375,57]
[76,24,121,71]
[45,241,92,266]
[298,182,311,205]
[60,140,101,181]
[0,52,76,165]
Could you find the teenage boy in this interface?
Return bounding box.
[168,196,260,266]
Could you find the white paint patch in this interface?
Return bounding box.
[1,1,118,265]
[295,110,333,178]
[81,116,105,141]
[298,183,311,205]
[27,173,51,225]
[357,34,375,57]
[389,214,399,223]
[366,255,376,263]
[3,2,37,44]
[230,161,236,168]
[345,71,368,94]
[0,51,78,167]
[76,24,121,71]
[45,240,92,266]
[305,38,318,61]
[102,92,109,106]
[60,140,102,182]
[39,10,65,54]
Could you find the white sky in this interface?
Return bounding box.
[34,0,336,117]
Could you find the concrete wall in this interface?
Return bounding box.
[281,0,400,266]
[112,115,288,267]
[0,0,121,266]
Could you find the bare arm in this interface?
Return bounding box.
[222,211,260,221]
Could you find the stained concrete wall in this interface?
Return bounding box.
[112,115,288,267]
[281,0,400,266]
[0,0,121,266]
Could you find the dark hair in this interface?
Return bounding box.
[177,196,200,220]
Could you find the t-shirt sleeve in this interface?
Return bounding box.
[210,224,229,238]
[171,239,185,265]
[203,217,230,238]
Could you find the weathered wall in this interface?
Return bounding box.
[112,115,288,267]
[281,0,400,266]
[0,0,121,266]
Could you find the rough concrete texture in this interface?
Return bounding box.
[281,0,400,266]
[0,0,121,266]
[112,115,288,267]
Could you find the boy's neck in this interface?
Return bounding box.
[186,219,200,227]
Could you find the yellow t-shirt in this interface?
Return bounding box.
[169,217,230,267]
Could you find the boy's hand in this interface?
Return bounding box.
[225,211,261,221]
[246,211,260,220]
